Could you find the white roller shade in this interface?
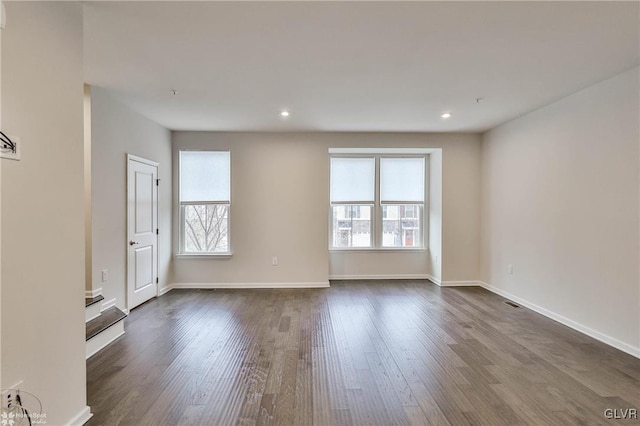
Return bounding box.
[180,151,230,202]
[330,157,375,202]
[380,157,425,202]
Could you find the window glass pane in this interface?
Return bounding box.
[382,204,422,247]
[183,204,229,253]
[180,151,230,202]
[380,157,424,202]
[330,157,375,202]
[331,205,372,248]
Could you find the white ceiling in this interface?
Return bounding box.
[84,1,639,132]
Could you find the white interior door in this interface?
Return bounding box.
[127,155,158,310]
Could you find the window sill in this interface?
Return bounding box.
[329,248,427,253]
[175,253,233,259]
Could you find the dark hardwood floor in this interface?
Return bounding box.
[86,281,640,425]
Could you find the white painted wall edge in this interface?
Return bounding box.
[479,281,640,359]
[161,282,331,294]
[329,274,432,281]
[66,405,92,426]
[85,287,102,298]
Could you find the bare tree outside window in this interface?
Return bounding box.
[184,204,229,252]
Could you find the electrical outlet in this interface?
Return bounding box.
[0,135,21,161]
[272,257,278,266]
[1,389,15,409]
[2,381,22,409]
[101,269,108,282]
[508,264,514,275]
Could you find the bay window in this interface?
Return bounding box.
[330,154,425,250]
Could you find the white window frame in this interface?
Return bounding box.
[178,150,232,257]
[329,152,428,251]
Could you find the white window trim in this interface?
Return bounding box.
[178,150,232,257]
[329,153,429,251]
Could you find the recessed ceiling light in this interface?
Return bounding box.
[280,110,290,117]
[441,112,452,119]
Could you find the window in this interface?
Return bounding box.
[179,151,231,254]
[332,204,372,248]
[380,157,424,248]
[330,157,374,248]
[330,155,425,250]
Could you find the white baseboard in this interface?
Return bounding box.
[329,274,431,280]
[165,282,331,292]
[478,281,640,359]
[158,285,173,296]
[425,275,481,287]
[100,297,116,312]
[439,280,482,287]
[86,320,125,359]
[427,275,441,285]
[85,287,102,298]
[66,406,92,426]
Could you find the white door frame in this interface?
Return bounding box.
[126,154,159,310]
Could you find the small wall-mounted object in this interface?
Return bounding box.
[0,131,21,161]
[1,2,6,30]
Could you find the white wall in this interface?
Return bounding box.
[171,132,480,287]
[429,149,443,282]
[1,3,89,424]
[441,137,481,283]
[91,87,172,310]
[481,67,640,356]
[84,85,92,292]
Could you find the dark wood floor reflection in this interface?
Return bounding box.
[87,281,640,425]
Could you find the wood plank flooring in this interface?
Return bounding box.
[86,281,640,425]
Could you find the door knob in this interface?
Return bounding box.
[129,240,139,246]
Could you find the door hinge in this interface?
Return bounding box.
[156,228,159,235]
[156,178,160,186]
[156,277,159,284]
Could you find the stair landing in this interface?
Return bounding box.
[85,294,104,307]
[85,306,127,358]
